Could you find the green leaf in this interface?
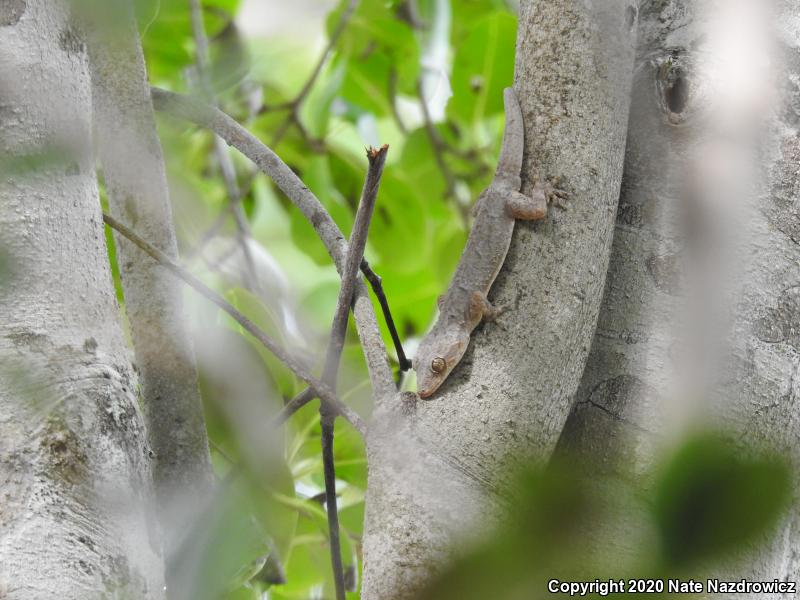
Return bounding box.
[206,21,250,94]
[287,154,358,266]
[332,419,367,489]
[224,287,302,398]
[441,0,514,41]
[447,11,516,125]
[226,584,259,600]
[329,0,420,113]
[297,281,340,333]
[274,511,332,596]
[174,483,273,600]
[136,0,244,87]
[653,434,792,567]
[337,54,396,117]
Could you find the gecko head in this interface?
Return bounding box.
[413,329,471,399]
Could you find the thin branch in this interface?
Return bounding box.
[317,145,387,599]
[294,0,359,114]
[399,0,425,29]
[417,80,454,194]
[261,147,388,598]
[263,1,358,108]
[321,416,346,600]
[273,388,316,427]
[151,87,397,399]
[321,145,387,388]
[361,259,411,371]
[102,212,367,437]
[188,0,258,290]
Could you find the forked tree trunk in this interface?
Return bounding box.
[0,0,164,596]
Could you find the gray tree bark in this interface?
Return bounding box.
[82,0,214,571]
[360,1,638,597]
[558,0,800,589]
[557,0,696,485]
[0,0,164,597]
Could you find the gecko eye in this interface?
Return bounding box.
[430,357,446,374]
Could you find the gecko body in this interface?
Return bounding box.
[414,87,564,399]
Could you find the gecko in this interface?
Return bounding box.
[413,87,566,399]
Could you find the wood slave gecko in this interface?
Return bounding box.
[414,87,565,399]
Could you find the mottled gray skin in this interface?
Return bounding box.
[415,87,555,398]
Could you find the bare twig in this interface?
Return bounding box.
[102,212,367,437]
[317,145,387,599]
[321,146,387,387]
[321,417,346,600]
[151,87,397,399]
[188,0,258,290]
[294,0,359,114]
[272,388,316,427]
[417,81,475,226]
[361,259,411,371]
[262,147,388,598]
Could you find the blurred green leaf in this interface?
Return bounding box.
[447,11,516,125]
[653,434,792,567]
[330,0,420,113]
[173,483,273,600]
[225,287,302,398]
[136,0,244,87]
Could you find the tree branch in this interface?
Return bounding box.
[361,259,411,371]
[321,145,388,388]
[321,416,346,599]
[188,0,258,291]
[83,5,215,567]
[260,160,409,428]
[151,87,397,400]
[102,212,367,437]
[316,144,387,599]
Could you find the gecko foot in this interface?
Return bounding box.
[544,175,569,210]
[484,302,506,322]
[483,303,506,321]
[468,291,505,322]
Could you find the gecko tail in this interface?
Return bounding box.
[495,87,525,184]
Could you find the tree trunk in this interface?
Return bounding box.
[557,0,696,486]
[360,1,638,597]
[558,0,800,586]
[82,0,214,570]
[0,1,164,597]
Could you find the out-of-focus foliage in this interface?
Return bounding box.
[417,433,792,600]
[136,0,517,596]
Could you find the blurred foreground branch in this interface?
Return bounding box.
[102,212,367,436]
